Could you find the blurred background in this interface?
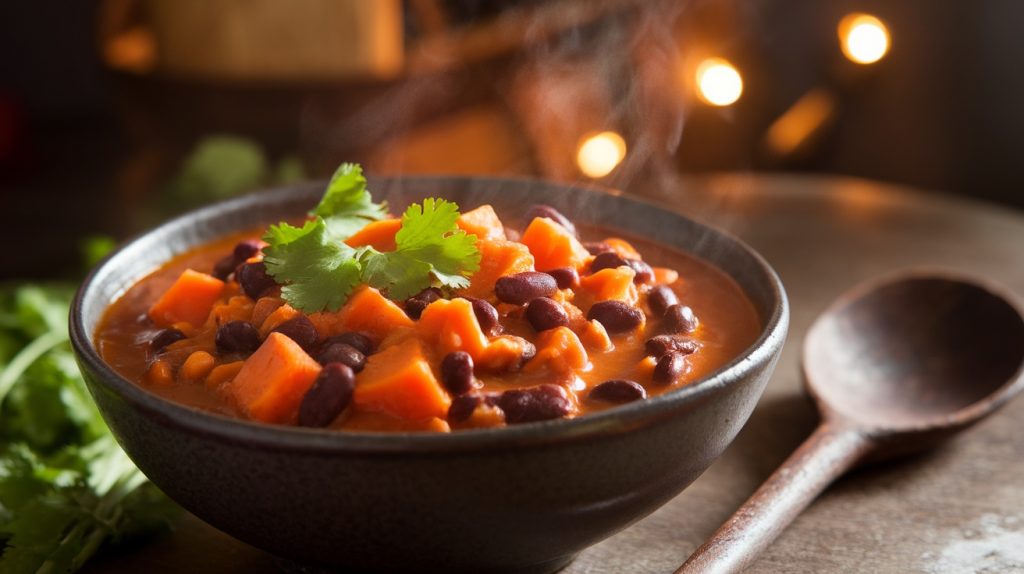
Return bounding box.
[2,0,1023,279]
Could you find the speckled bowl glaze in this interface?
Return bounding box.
[70,177,788,574]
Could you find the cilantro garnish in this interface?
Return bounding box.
[263,165,481,312]
[311,163,388,239]
[262,219,363,313]
[362,198,481,300]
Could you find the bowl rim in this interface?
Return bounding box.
[69,175,789,455]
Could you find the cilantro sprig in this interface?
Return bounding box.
[263,165,480,312]
[0,281,179,574]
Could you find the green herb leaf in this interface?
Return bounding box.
[312,163,387,239]
[0,282,179,574]
[360,198,480,300]
[262,219,363,312]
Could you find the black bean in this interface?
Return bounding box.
[150,328,186,352]
[653,352,687,385]
[271,315,319,351]
[440,351,475,395]
[590,379,647,403]
[448,394,482,423]
[525,204,577,236]
[495,272,558,305]
[233,239,263,261]
[216,321,261,354]
[212,255,238,280]
[547,267,579,290]
[663,304,699,334]
[587,301,644,334]
[647,285,680,316]
[645,334,699,358]
[405,287,443,319]
[298,363,355,427]
[590,251,627,273]
[237,261,277,299]
[498,384,573,424]
[459,297,500,335]
[321,332,375,357]
[625,259,654,284]
[316,343,366,373]
[583,241,614,255]
[526,297,569,332]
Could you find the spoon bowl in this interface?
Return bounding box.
[679,271,1024,574]
[806,272,1024,437]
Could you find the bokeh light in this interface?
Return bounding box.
[695,58,744,107]
[839,13,891,65]
[576,131,627,178]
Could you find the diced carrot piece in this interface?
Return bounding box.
[520,217,590,271]
[310,286,414,340]
[354,339,451,421]
[180,351,216,382]
[209,296,255,327]
[148,269,225,328]
[603,238,642,260]
[458,239,534,299]
[145,359,175,386]
[523,326,590,374]
[345,219,402,251]
[228,333,323,424]
[417,298,489,359]
[457,205,506,240]
[205,360,245,388]
[653,267,679,285]
[579,320,613,352]
[579,266,638,305]
[251,296,285,328]
[258,304,300,337]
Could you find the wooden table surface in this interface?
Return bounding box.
[86,174,1024,574]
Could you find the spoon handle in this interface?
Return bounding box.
[676,424,872,574]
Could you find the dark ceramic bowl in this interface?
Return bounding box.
[70,177,788,574]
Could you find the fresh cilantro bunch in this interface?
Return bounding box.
[263,164,481,312]
[0,282,179,573]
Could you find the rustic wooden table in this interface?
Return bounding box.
[86,174,1024,574]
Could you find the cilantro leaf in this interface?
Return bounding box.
[360,250,434,301]
[262,219,363,312]
[360,198,480,300]
[312,164,387,239]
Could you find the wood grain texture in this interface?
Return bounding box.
[84,175,1024,574]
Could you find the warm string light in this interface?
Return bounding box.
[839,13,891,65]
[576,131,627,178]
[695,57,743,107]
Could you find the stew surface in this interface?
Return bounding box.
[96,202,760,432]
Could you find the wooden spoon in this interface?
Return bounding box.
[677,271,1024,574]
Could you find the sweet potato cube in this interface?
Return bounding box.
[148,269,225,328]
[354,339,451,420]
[457,205,506,240]
[417,298,489,359]
[311,286,414,340]
[520,216,590,271]
[523,326,590,374]
[458,239,534,299]
[228,333,322,424]
[579,266,638,305]
[345,219,402,251]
